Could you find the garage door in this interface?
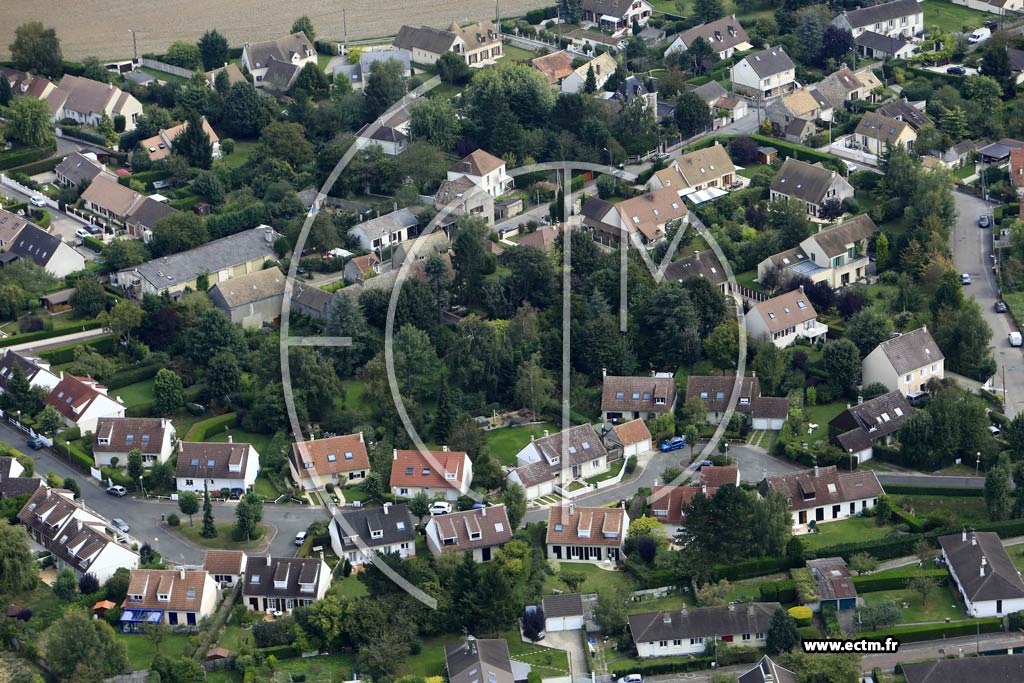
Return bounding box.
[545,615,584,632]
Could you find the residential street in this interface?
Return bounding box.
[951,190,1024,417]
[0,179,97,249]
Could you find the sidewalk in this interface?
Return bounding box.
[874,535,1024,572]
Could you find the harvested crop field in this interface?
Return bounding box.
[0,0,550,61]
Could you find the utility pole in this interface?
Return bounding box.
[343,9,348,43]
[128,29,139,62]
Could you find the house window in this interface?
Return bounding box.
[659,640,668,648]
[756,632,765,639]
[690,637,704,645]
[615,392,624,399]
[673,639,682,646]
[700,392,709,399]
[742,633,752,641]
[931,364,937,372]
[399,488,408,495]
[905,374,912,383]
[185,479,194,486]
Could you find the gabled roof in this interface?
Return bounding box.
[901,653,1024,683]
[691,81,728,104]
[806,557,857,600]
[47,75,131,117]
[209,267,286,308]
[45,375,119,423]
[877,99,933,131]
[582,0,644,17]
[571,52,617,81]
[391,449,468,490]
[94,417,171,455]
[855,112,914,145]
[650,484,717,524]
[615,187,688,242]
[126,196,178,231]
[829,390,912,446]
[806,214,877,258]
[700,465,739,488]
[55,152,109,187]
[203,550,246,577]
[854,30,910,55]
[612,419,652,447]
[739,48,794,78]
[447,20,501,50]
[770,157,847,206]
[678,15,750,53]
[0,209,33,248]
[352,208,419,242]
[0,350,56,392]
[531,424,609,467]
[334,503,416,551]
[542,593,584,618]
[125,569,211,612]
[738,655,798,683]
[393,25,457,56]
[176,441,255,481]
[205,63,246,87]
[243,32,314,69]
[629,603,778,642]
[289,281,333,317]
[871,326,943,375]
[8,224,69,271]
[0,455,42,499]
[243,556,325,599]
[81,176,144,217]
[839,0,921,29]
[939,531,1024,603]
[1010,147,1024,189]
[444,639,514,683]
[760,466,885,512]
[546,505,625,547]
[750,288,818,333]
[426,505,512,552]
[450,149,505,177]
[532,51,575,84]
[673,143,736,188]
[685,375,760,414]
[663,250,727,286]
[602,374,676,414]
[290,433,370,478]
[263,57,300,89]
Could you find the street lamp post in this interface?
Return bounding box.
[139,476,146,499]
[977,452,982,476]
[849,449,855,471]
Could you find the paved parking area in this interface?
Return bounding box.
[728,444,801,482]
[541,630,589,675]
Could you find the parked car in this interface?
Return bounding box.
[617,675,643,683]
[75,228,91,239]
[947,66,966,75]
[26,437,45,450]
[695,460,714,470]
[229,487,244,499]
[996,301,1008,313]
[969,27,991,43]
[844,160,858,173]
[989,425,1002,436]
[429,501,453,516]
[979,214,991,228]
[961,273,971,285]
[29,195,47,207]
[106,485,127,497]
[294,531,307,546]
[659,436,686,452]
[1010,331,1022,347]
[87,224,102,235]
[111,518,130,533]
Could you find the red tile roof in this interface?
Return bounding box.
[45,374,114,422]
[291,433,370,478]
[650,485,718,525]
[612,419,652,447]
[546,505,626,546]
[700,466,739,488]
[391,449,468,490]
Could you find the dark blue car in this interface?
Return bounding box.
[659,436,686,452]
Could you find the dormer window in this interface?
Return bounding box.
[615,392,624,399]
[157,593,169,602]
[422,468,430,476]
[469,531,481,541]
[207,459,216,468]
[304,462,314,469]
[406,467,414,475]
[371,529,383,539]
[251,575,260,584]
[130,593,143,602]
[125,435,134,444]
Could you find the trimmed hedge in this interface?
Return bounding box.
[106,362,163,390]
[11,156,62,176]
[893,508,925,534]
[57,438,95,473]
[38,335,113,364]
[0,146,55,170]
[810,518,1024,562]
[32,210,51,229]
[102,466,135,488]
[745,134,845,174]
[883,484,983,497]
[254,645,300,660]
[610,649,758,678]
[714,556,799,581]
[59,125,108,146]
[84,236,105,252]
[185,412,238,441]
[859,617,1002,643]
[760,579,797,603]
[0,321,104,350]
[852,568,947,594]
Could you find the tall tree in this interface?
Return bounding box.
[173,113,213,169]
[198,29,230,70]
[165,40,201,69]
[515,355,554,421]
[766,606,799,654]
[674,90,711,137]
[9,22,62,76]
[503,483,527,529]
[3,95,55,147]
[751,341,787,396]
[985,456,1012,522]
[44,608,128,680]
[0,518,37,594]
[99,300,143,347]
[822,339,860,393]
[0,76,11,107]
[201,482,216,538]
[694,0,724,22]
[451,216,492,302]
[364,58,408,120]
[221,82,270,138]
[177,491,199,526]
[127,449,144,482]
[409,97,461,149]
[558,0,583,23]
[291,16,316,41]
[70,277,107,318]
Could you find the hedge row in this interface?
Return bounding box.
[745,134,845,174]
[32,210,51,229]
[883,484,984,498]
[84,236,105,252]
[11,156,62,176]
[207,204,271,240]
[102,466,135,488]
[254,644,300,660]
[0,146,55,170]
[185,412,238,441]
[57,438,94,473]
[126,385,203,418]
[760,579,797,603]
[851,568,947,594]
[59,125,107,147]
[0,321,104,350]
[859,617,1002,644]
[106,362,163,390]
[38,335,113,364]
[610,649,759,678]
[810,518,1024,562]
[892,508,925,534]
[713,555,799,581]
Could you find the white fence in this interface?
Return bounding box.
[595,454,631,490]
[0,174,59,210]
[139,57,195,80]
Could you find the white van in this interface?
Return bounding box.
[1010,331,1022,347]
[969,27,991,44]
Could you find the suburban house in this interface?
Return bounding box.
[758,214,877,289]
[1013,147,1024,196]
[650,484,717,525]
[393,20,502,66]
[175,440,261,493]
[80,176,146,225]
[204,63,246,89]
[951,0,1024,13]
[806,557,858,611]
[665,15,751,60]
[356,123,408,156]
[243,556,332,613]
[663,250,729,293]
[424,505,513,561]
[816,66,884,109]
[334,49,412,90]
[902,654,1024,683]
[0,349,60,395]
[684,376,790,430]
[508,425,610,500]
[833,0,925,39]
[92,417,176,468]
[0,66,54,99]
[289,281,333,320]
[393,231,449,269]
[854,111,917,156]
[862,326,944,398]
[349,208,420,251]
[581,188,688,246]
[434,177,495,225]
[288,432,370,490]
[119,569,218,630]
[116,225,279,298]
[55,151,113,188]
[730,47,796,99]
[713,94,748,126]
[329,503,416,568]
[344,253,382,283]
[560,52,618,94]
[829,390,913,463]
[940,530,1024,618]
[0,212,87,279]
[601,371,677,422]
[854,30,914,61]
[629,603,778,657]
[542,593,587,632]
[877,99,933,131]
[390,448,473,500]
[648,142,736,193]
[18,487,139,583]
[208,266,286,328]
[447,149,512,198]
[546,503,628,563]
[45,75,142,130]
[0,210,41,253]
[140,117,221,161]
[768,158,855,218]
[123,196,177,240]
[532,51,575,86]
[766,88,833,133]
[702,465,741,487]
[581,0,653,36]
[445,638,529,683]
[606,419,653,457]
[738,656,798,683]
[0,455,42,500]
[242,32,317,88]
[45,374,125,432]
[759,465,885,530]
[204,550,247,586]
[745,287,828,348]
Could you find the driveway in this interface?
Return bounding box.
[950,190,1024,417]
[727,444,801,482]
[541,629,589,676]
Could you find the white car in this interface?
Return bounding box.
[428,501,452,515]
[29,195,47,207]
[294,531,307,546]
[112,518,130,533]
[75,228,91,239]
[617,675,643,683]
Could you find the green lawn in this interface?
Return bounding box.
[206,428,274,457]
[115,632,192,671]
[801,516,895,551]
[733,268,766,292]
[502,45,539,64]
[110,379,155,408]
[332,576,369,600]
[397,630,569,679]
[217,140,257,171]
[802,402,848,445]
[264,653,355,683]
[860,586,963,625]
[341,379,367,410]
[921,0,990,33]
[175,522,265,550]
[485,422,559,466]
[425,82,465,100]
[137,67,188,85]
[585,456,625,485]
[952,163,977,181]
[892,495,989,527]
[251,474,281,500]
[542,562,636,595]
[215,624,253,651]
[626,592,694,615]
[504,628,571,677]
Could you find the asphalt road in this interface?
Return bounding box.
[0,181,95,249]
[7,420,328,565]
[951,190,1024,417]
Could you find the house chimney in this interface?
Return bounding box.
[663,613,672,623]
[747,605,755,616]
[814,465,819,478]
[701,484,707,495]
[602,367,607,378]
[568,501,575,516]
[481,507,486,517]
[981,557,986,577]
[962,528,967,543]
[442,445,449,452]
[799,284,804,293]
[857,395,863,405]
[228,435,233,443]
[971,533,977,546]
[179,567,185,580]
[728,604,735,611]
[383,502,391,515]
[544,430,550,438]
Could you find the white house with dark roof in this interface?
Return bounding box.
[684,375,789,430]
[508,425,610,500]
[330,503,416,567]
[600,370,677,422]
[394,20,502,67]
[0,455,42,500]
[862,327,944,398]
[745,288,827,348]
[175,440,260,493]
[424,505,512,561]
[738,656,798,683]
[665,15,751,60]
[730,47,795,99]
[581,0,652,36]
[663,250,729,293]
[45,75,142,130]
[829,390,912,463]
[902,654,1024,683]
[939,531,1024,618]
[93,417,176,467]
[445,638,527,683]
[242,32,317,88]
[349,208,419,251]
[243,556,331,613]
[0,218,87,279]
[447,150,512,198]
[758,214,876,290]
[768,157,855,218]
[628,603,779,657]
[759,465,884,530]
[45,374,125,432]
[833,0,924,39]
[542,593,586,632]
[55,151,113,188]
[0,349,59,395]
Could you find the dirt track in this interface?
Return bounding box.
[0,0,549,62]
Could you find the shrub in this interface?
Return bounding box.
[788,606,812,626]
[852,568,947,593]
[63,427,81,441]
[859,618,1002,643]
[167,514,181,527]
[185,413,239,441]
[821,604,841,637]
[797,625,821,641]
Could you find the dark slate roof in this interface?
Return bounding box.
[770,157,843,206]
[55,152,106,186]
[738,656,799,683]
[128,226,279,289]
[855,30,910,55]
[127,196,177,230]
[902,653,1024,683]
[263,57,299,89]
[9,224,65,269]
[0,456,42,499]
[806,557,857,601]
[834,428,872,454]
[0,350,52,392]
[691,81,728,103]
[678,16,750,54]
[629,603,779,642]
[938,532,1024,603]
[582,0,636,17]
[742,48,794,78]
[393,25,456,56]
[829,390,912,445]
[617,75,649,99]
[334,503,416,551]
[664,250,727,286]
[873,326,943,375]
[810,214,877,258]
[840,0,921,29]
[877,99,933,130]
[1009,48,1024,73]
[685,375,760,414]
[444,639,514,683]
[243,556,325,599]
[289,281,332,318]
[542,593,584,618]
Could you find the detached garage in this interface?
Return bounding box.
[542,593,585,632]
[752,397,789,431]
[610,419,652,458]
